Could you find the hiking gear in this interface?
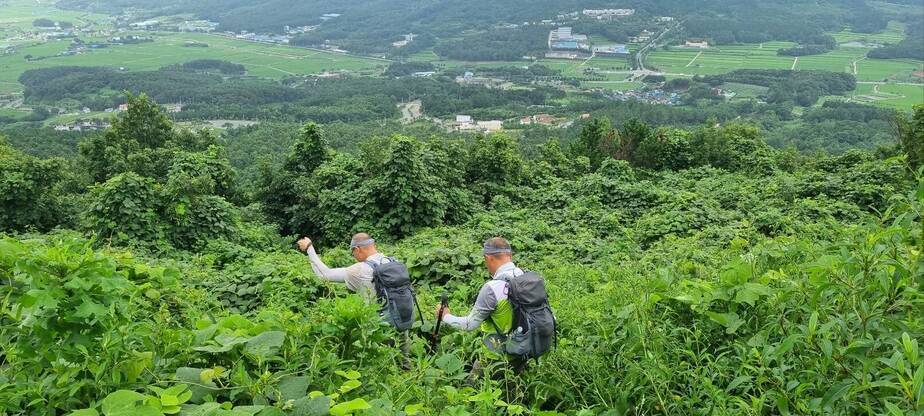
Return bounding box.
[366,257,424,331]
[429,293,449,352]
[350,238,375,249]
[488,271,557,361]
[483,241,513,255]
[433,293,448,337]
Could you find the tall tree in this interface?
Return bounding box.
[466,133,523,204]
[79,93,176,183]
[257,122,331,237]
[0,138,63,232]
[284,123,329,174]
[374,136,447,237]
[575,118,612,170]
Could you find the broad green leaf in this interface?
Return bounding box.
[435,354,464,374]
[121,351,153,383]
[277,375,310,401]
[69,410,100,416]
[338,379,361,393]
[705,311,744,334]
[194,332,251,353]
[334,370,361,380]
[329,398,371,416]
[243,331,286,359]
[734,283,771,306]
[290,396,330,416]
[257,408,287,416]
[404,404,424,415]
[175,367,218,403]
[100,390,160,416]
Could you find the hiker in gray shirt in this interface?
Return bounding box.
[297,232,383,300]
[297,232,413,367]
[436,237,529,376]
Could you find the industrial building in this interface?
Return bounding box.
[593,44,630,57]
[549,27,590,51]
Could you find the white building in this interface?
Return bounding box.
[582,9,635,19]
[476,120,503,132]
[685,40,709,48]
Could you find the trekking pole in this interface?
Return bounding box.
[431,293,448,348]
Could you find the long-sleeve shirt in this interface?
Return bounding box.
[305,245,381,299]
[443,262,523,332]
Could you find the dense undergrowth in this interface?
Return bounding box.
[0,98,922,415]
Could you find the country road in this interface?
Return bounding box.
[631,19,684,80]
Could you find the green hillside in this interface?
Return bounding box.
[1,94,922,415]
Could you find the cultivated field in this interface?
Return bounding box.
[0,0,106,37]
[645,25,923,109]
[848,83,924,109]
[831,21,907,44]
[647,42,799,75]
[0,0,387,95]
[0,32,388,94]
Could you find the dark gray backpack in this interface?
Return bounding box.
[366,257,423,331]
[491,271,557,361]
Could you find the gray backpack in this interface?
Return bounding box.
[490,271,557,361]
[366,257,423,331]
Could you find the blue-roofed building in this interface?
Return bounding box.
[548,26,591,53]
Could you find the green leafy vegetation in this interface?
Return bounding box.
[0,0,921,411]
[1,92,923,414]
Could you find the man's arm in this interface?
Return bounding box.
[442,283,497,331]
[300,239,350,283]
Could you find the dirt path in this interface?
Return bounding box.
[852,56,866,75]
[791,57,799,70]
[685,50,703,67]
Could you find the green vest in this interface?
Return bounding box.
[481,298,513,334]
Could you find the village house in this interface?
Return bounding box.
[685,39,710,48]
[476,120,503,132]
[519,113,560,126]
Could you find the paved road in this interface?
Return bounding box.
[630,20,683,80]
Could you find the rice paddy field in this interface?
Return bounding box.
[645,23,923,110]
[0,32,388,94]
[0,0,388,95]
[0,0,106,38]
[831,21,907,44]
[538,56,633,80]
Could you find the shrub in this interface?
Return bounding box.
[84,172,167,245]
